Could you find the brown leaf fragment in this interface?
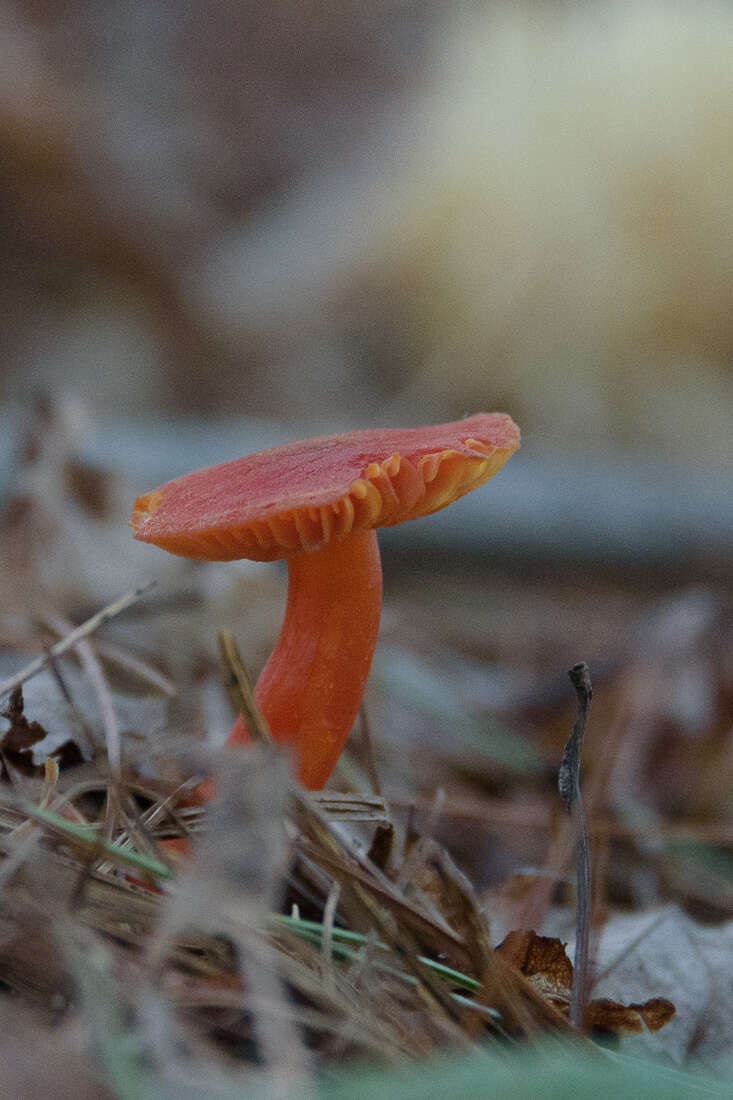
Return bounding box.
[631,997,677,1033]
[586,996,675,1036]
[496,929,573,1005]
[51,739,85,768]
[496,930,676,1037]
[586,997,644,1036]
[0,685,48,774]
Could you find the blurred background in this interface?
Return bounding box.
[1,1,732,915]
[1,0,731,555]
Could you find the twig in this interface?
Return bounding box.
[383,792,733,845]
[44,613,121,780]
[94,641,177,697]
[44,656,97,756]
[0,582,157,701]
[558,661,593,1031]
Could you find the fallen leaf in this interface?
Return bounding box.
[587,996,675,1037]
[496,930,573,1007]
[0,686,50,774]
[496,929,675,1038]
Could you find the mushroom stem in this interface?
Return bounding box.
[228,528,382,789]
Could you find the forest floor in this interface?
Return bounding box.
[0,403,731,1098]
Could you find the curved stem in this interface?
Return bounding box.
[228,528,382,789]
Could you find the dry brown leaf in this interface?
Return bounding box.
[496,928,675,1038]
[587,996,675,1037]
[0,686,50,774]
[496,930,573,1007]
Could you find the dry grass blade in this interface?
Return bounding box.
[94,641,177,697]
[10,797,173,881]
[402,837,494,977]
[293,795,474,1040]
[217,630,271,742]
[44,613,122,780]
[356,703,382,795]
[314,792,390,824]
[0,582,157,701]
[290,789,585,1046]
[294,792,471,967]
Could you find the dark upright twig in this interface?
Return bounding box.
[558,661,593,1030]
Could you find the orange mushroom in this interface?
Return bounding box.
[130,413,520,789]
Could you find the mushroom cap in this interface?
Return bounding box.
[130,413,520,562]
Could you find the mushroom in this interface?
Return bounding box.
[130,413,520,789]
